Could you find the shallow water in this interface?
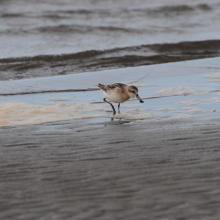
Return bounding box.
[1,0,220,80]
[0,58,220,126]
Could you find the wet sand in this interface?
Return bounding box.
[1,117,220,220]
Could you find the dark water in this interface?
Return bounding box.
[1,0,220,80]
[1,40,220,81]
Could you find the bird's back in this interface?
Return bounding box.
[98,83,129,103]
[98,83,126,91]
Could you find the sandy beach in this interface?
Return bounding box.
[1,117,220,219]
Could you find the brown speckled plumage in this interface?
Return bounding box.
[98,83,144,114]
[98,83,126,92]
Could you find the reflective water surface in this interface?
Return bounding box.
[1,0,220,80]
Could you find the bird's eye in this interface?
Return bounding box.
[132,91,135,94]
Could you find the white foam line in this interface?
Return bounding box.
[49,97,71,101]
[177,99,199,106]
[158,87,210,96]
[182,107,203,113]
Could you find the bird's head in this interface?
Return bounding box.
[128,85,144,103]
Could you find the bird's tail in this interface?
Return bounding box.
[98,83,106,91]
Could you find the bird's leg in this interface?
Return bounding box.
[103,98,116,115]
[118,103,120,114]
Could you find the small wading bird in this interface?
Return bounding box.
[98,83,144,115]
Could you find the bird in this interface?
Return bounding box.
[98,83,144,115]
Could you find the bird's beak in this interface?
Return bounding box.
[136,94,144,103]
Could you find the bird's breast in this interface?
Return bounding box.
[103,90,130,103]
